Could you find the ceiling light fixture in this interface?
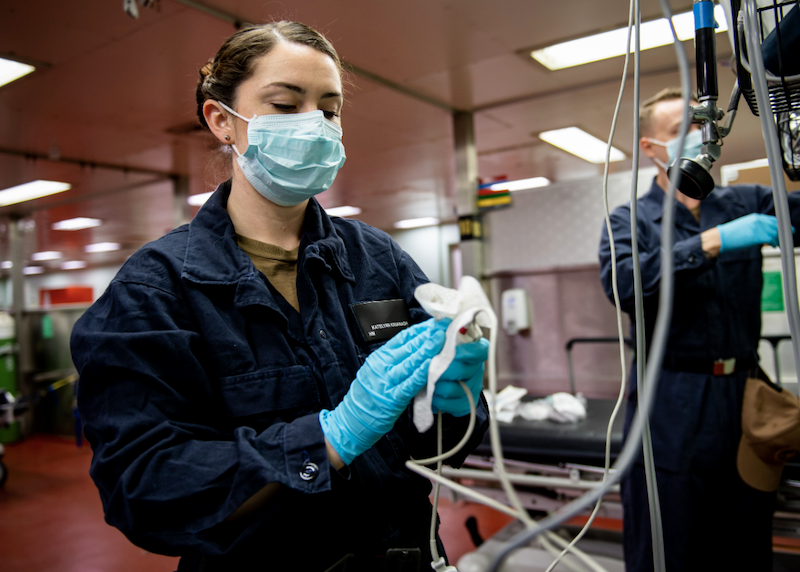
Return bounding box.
[61,261,87,270]
[23,266,44,275]
[187,192,213,206]
[488,177,551,192]
[31,251,62,261]
[0,180,72,207]
[539,127,626,163]
[52,217,102,231]
[530,5,728,70]
[1,261,11,269]
[393,217,440,230]
[0,57,35,88]
[85,242,121,253]
[325,206,362,217]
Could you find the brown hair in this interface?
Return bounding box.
[639,87,696,136]
[196,21,342,129]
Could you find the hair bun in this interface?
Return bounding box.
[199,61,215,86]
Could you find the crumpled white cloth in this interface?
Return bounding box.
[518,392,588,424]
[484,385,528,423]
[412,276,494,432]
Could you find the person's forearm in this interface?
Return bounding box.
[701,227,721,258]
[225,440,342,523]
[224,482,282,522]
[326,437,345,469]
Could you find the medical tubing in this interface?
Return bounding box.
[744,0,800,388]
[485,0,691,567]
[409,381,476,466]
[544,531,609,572]
[405,462,524,519]
[539,534,585,572]
[545,3,636,569]
[539,535,584,572]
[629,1,667,569]
[484,315,537,527]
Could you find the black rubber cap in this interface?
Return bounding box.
[668,158,715,200]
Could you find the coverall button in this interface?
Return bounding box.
[688,254,697,264]
[299,461,319,481]
[319,329,327,339]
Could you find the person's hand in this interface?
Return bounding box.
[319,319,446,465]
[431,338,489,417]
[717,213,788,252]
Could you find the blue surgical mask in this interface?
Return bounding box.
[648,129,705,168]
[219,102,346,207]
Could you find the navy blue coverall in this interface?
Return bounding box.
[599,179,800,571]
[71,181,489,571]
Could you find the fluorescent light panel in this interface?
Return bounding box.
[531,5,728,70]
[61,260,87,270]
[0,57,35,88]
[0,180,71,207]
[188,192,213,206]
[394,217,440,230]
[489,177,550,192]
[85,242,121,253]
[1,261,11,269]
[52,217,101,231]
[31,251,62,261]
[325,206,362,217]
[539,127,625,164]
[23,266,44,275]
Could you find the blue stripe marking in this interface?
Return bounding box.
[693,1,718,30]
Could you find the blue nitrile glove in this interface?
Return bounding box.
[319,319,447,465]
[431,338,489,417]
[717,213,788,253]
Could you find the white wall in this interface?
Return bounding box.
[1,266,120,310]
[390,223,460,289]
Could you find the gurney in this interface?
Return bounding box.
[446,337,800,570]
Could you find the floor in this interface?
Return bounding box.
[0,434,512,572]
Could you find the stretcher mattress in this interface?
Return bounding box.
[472,397,626,467]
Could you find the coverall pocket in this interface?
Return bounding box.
[218,365,319,417]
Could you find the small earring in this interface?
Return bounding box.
[224,135,230,141]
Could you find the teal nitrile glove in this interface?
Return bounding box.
[319,319,447,465]
[431,338,489,417]
[717,213,788,253]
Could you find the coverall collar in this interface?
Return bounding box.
[644,177,712,231]
[181,180,354,287]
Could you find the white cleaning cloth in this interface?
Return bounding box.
[412,276,494,432]
[484,385,528,423]
[517,392,587,424]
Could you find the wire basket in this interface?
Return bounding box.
[732,0,800,180]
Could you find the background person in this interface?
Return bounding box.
[599,87,800,571]
[71,21,489,572]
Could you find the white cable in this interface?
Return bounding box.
[411,383,477,466]
[545,531,608,572]
[544,0,635,567]
[539,534,586,572]
[485,0,692,565]
[628,0,666,568]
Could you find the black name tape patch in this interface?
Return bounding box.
[350,299,412,343]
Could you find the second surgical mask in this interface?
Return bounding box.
[649,129,705,168]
